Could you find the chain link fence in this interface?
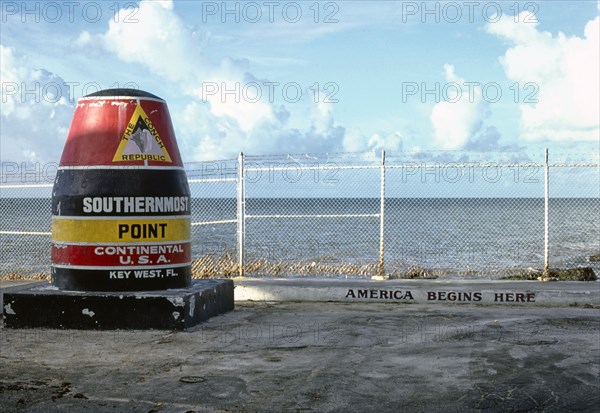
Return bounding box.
[383,152,546,278]
[1,150,599,280]
[0,182,53,278]
[242,153,382,277]
[187,158,238,277]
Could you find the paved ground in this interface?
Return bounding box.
[1,301,599,412]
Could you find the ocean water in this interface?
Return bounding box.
[1,197,599,277]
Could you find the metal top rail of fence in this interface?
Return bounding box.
[1,149,599,280]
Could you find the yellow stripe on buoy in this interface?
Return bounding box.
[52,217,191,243]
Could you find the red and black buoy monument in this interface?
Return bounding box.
[3,89,233,329]
[51,88,192,291]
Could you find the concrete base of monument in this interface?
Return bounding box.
[233,278,600,308]
[2,279,233,330]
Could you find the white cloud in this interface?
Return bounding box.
[85,0,348,161]
[192,69,276,134]
[487,12,599,142]
[174,95,345,161]
[368,132,404,152]
[0,45,73,162]
[205,87,275,133]
[1,45,28,117]
[342,128,368,152]
[341,128,413,154]
[429,64,489,150]
[96,0,207,83]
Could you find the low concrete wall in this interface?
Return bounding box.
[234,278,600,307]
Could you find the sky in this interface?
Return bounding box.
[1,0,599,164]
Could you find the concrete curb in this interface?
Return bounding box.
[233,278,600,307]
[3,279,599,310]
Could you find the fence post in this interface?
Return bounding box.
[237,152,245,277]
[377,150,386,277]
[542,148,550,280]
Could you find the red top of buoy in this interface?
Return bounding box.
[60,89,184,167]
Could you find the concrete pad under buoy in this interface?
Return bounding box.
[3,279,233,330]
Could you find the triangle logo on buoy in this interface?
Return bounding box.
[112,104,172,163]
